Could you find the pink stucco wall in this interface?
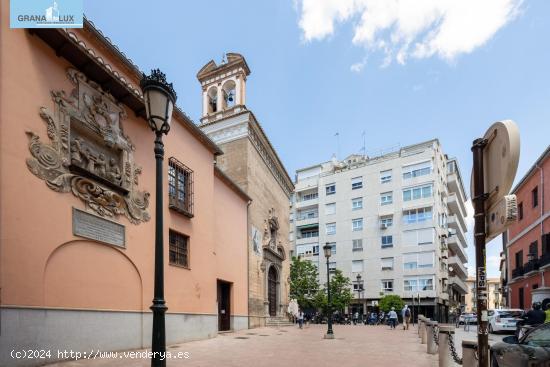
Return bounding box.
[0,5,248,318]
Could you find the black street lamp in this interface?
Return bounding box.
[140,69,177,367]
[323,242,334,339]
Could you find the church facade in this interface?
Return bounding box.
[197,54,294,327]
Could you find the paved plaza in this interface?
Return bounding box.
[48,324,438,367]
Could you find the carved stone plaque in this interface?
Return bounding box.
[73,208,125,247]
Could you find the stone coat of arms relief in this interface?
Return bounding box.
[25,68,150,224]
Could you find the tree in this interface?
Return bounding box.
[289,256,320,309]
[379,294,405,313]
[314,269,354,314]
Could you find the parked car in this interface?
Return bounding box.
[458,313,478,325]
[488,309,523,334]
[490,322,550,367]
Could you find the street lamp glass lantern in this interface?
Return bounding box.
[356,274,362,282]
[140,69,177,134]
[323,243,332,259]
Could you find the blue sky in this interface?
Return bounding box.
[85,0,550,277]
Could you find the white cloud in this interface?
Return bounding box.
[350,57,368,72]
[296,0,522,66]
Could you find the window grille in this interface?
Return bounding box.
[168,157,194,217]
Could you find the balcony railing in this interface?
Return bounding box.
[540,253,550,268]
[512,266,524,279]
[524,259,540,274]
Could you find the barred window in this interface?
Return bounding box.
[168,157,193,217]
[169,230,189,268]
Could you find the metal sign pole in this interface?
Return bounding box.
[472,138,489,367]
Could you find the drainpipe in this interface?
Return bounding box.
[538,164,545,287]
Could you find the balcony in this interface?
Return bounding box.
[540,253,550,269]
[448,235,467,263]
[448,214,467,245]
[449,275,469,294]
[295,197,318,209]
[448,255,468,279]
[447,167,467,204]
[447,192,467,219]
[295,213,319,227]
[523,259,540,276]
[511,266,524,279]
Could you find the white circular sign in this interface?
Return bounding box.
[470,120,520,208]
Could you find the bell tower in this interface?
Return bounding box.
[196,53,250,124]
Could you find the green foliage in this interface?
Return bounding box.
[289,256,320,309]
[379,294,405,313]
[315,269,354,314]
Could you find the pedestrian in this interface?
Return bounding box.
[388,307,398,329]
[402,304,411,330]
[545,304,550,323]
[353,311,359,325]
[297,309,304,329]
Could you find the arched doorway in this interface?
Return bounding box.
[268,266,278,316]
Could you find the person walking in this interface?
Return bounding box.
[297,309,304,329]
[402,305,411,330]
[545,304,550,323]
[388,307,398,329]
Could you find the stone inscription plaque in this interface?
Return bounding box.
[73,208,125,247]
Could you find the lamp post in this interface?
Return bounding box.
[355,274,363,317]
[140,69,177,367]
[323,243,334,339]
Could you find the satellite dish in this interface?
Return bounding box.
[470,120,520,209]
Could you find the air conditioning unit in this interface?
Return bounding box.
[380,223,388,229]
[486,195,517,242]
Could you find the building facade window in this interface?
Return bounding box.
[380,191,393,205]
[402,161,431,179]
[402,228,434,246]
[169,230,189,268]
[168,158,194,217]
[352,218,363,231]
[300,228,319,238]
[325,203,336,215]
[381,279,394,292]
[381,235,393,248]
[380,216,393,228]
[296,243,319,257]
[532,186,539,208]
[381,257,394,270]
[297,209,318,220]
[329,262,336,272]
[352,197,363,210]
[352,260,364,273]
[403,184,432,201]
[403,207,433,224]
[351,176,363,190]
[352,239,363,251]
[326,222,336,235]
[327,242,336,255]
[326,183,336,196]
[518,202,523,220]
[404,276,434,291]
[380,169,392,183]
[403,251,434,270]
[301,192,318,201]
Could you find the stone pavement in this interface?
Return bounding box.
[48,324,437,367]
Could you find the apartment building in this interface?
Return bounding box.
[506,146,550,310]
[465,277,503,312]
[290,139,469,322]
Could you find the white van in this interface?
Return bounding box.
[488,309,524,333]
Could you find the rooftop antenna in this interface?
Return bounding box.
[334,132,340,160]
[361,131,366,158]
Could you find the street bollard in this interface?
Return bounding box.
[420,317,428,344]
[417,314,425,337]
[438,325,454,367]
[462,340,478,367]
[426,321,438,355]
